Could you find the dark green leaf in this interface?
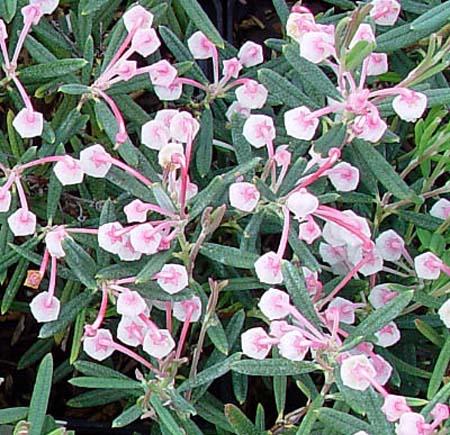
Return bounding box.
[231,358,319,376]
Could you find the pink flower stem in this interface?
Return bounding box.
[363,372,389,397]
[222,77,252,92]
[16,155,66,172]
[310,103,344,120]
[144,203,178,219]
[440,263,450,277]
[39,249,50,276]
[288,305,324,342]
[114,277,136,286]
[11,10,40,68]
[95,89,127,145]
[165,301,172,333]
[176,77,208,91]
[0,173,16,196]
[359,58,369,89]
[344,72,357,93]
[45,255,58,307]
[401,247,414,268]
[179,133,193,218]
[109,157,153,187]
[90,283,109,331]
[11,75,34,112]
[212,46,219,85]
[276,206,290,259]
[0,36,10,70]
[175,306,193,358]
[66,228,99,235]
[138,313,162,340]
[274,163,289,192]
[14,179,29,211]
[369,87,409,100]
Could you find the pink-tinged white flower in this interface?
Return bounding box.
[53,156,84,186]
[349,23,375,49]
[299,216,322,244]
[123,5,154,33]
[269,320,297,338]
[124,199,149,223]
[222,58,242,79]
[371,353,392,385]
[357,247,384,276]
[327,162,360,192]
[154,81,183,101]
[141,119,170,150]
[30,292,60,322]
[118,235,142,262]
[170,178,198,203]
[284,106,319,140]
[235,80,268,110]
[225,101,251,121]
[117,290,147,317]
[0,189,12,213]
[303,267,322,295]
[147,60,178,87]
[254,252,283,284]
[173,296,202,322]
[155,109,179,127]
[274,145,292,167]
[98,222,124,254]
[327,297,359,324]
[187,31,215,59]
[366,53,388,76]
[131,28,160,57]
[438,299,450,328]
[155,264,188,294]
[112,60,137,81]
[258,288,291,320]
[299,31,335,64]
[29,0,59,14]
[8,208,36,236]
[322,210,371,248]
[353,110,387,143]
[129,223,162,255]
[286,11,316,42]
[395,412,427,435]
[279,330,310,361]
[83,328,115,361]
[375,230,405,262]
[352,432,369,435]
[430,198,450,220]
[21,4,44,25]
[79,144,112,178]
[368,284,398,309]
[319,243,349,273]
[430,403,450,426]
[287,189,319,221]
[229,182,260,212]
[392,90,427,122]
[340,354,376,391]
[374,321,401,347]
[158,142,184,168]
[117,316,147,346]
[241,327,273,360]
[242,114,276,148]
[170,111,200,143]
[370,0,401,26]
[381,395,410,422]
[45,227,70,258]
[13,108,44,138]
[143,328,175,359]
[238,41,264,67]
[0,20,7,41]
[414,252,447,280]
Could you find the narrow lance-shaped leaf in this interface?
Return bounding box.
[62,238,97,289]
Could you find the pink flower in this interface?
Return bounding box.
[286,189,319,221]
[158,142,184,168]
[21,5,44,25]
[131,28,160,57]
[98,222,124,254]
[113,60,137,81]
[353,109,387,143]
[258,288,291,320]
[170,111,200,143]
[340,354,376,391]
[327,297,359,324]
[229,182,260,212]
[8,208,36,236]
[45,227,70,258]
[254,252,283,285]
[370,0,401,26]
[438,299,450,328]
[117,235,142,262]
[141,119,170,150]
[155,264,188,294]
[0,19,8,41]
[129,223,162,255]
[375,230,405,262]
[155,109,179,127]
[430,198,450,220]
[29,0,59,14]
[278,330,310,361]
[30,292,60,322]
[123,5,154,33]
[242,114,276,148]
[395,412,428,435]
[414,252,446,280]
[356,247,384,276]
[117,316,147,346]
[143,328,175,359]
[53,156,84,186]
[222,58,242,79]
[381,395,410,422]
[241,327,273,360]
[349,23,375,48]
[375,321,401,347]
[12,108,44,138]
[154,81,183,101]
[366,53,388,76]
[299,31,335,64]
[274,145,292,167]
[0,189,12,213]
[392,90,427,122]
[117,290,147,317]
[79,144,112,178]
[371,353,392,385]
[238,41,264,67]
[368,284,398,309]
[173,296,202,322]
[284,106,319,140]
[147,60,178,87]
[327,162,360,192]
[187,31,215,59]
[83,328,115,361]
[225,101,251,121]
[299,216,322,245]
[286,11,316,42]
[235,80,268,110]
[124,199,150,223]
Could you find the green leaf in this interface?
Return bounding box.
[231,359,319,376]
[344,40,375,71]
[315,123,347,154]
[28,354,53,435]
[207,315,229,355]
[17,339,53,370]
[200,243,258,269]
[272,0,289,26]
[352,139,417,201]
[67,390,133,408]
[112,404,141,428]
[195,107,213,177]
[177,0,224,47]
[296,395,324,435]
[150,394,183,435]
[427,335,450,399]
[135,249,174,283]
[59,84,91,95]
[62,238,97,289]
[225,404,261,435]
[79,0,109,15]
[19,59,87,84]
[365,388,395,434]
[231,116,253,167]
[0,407,28,425]
[1,257,28,314]
[73,361,129,379]
[396,210,442,232]
[317,408,371,435]
[0,0,17,23]
[69,377,142,390]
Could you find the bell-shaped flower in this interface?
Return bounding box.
[243,114,276,148]
[274,145,292,167]
[98,222,124,254]
[229,182,260,212]
[29,0,59,14]
[327,162,360,192]
[187,31,215,59]
[53,156,84,186]
[327,297,359,324]
[286,11,316,42]
[129,223,162,255]
[353,110,387,143]
[258,288,291,320]
[349,23,375,49]
[155,264,188,294]
[255,252,283,285]
[131,28,160,57]
[238,41,264,67]
[124,199,150,223]
[154,81,183,101]
[118,235,142,262]
[147,60,177,87]
[222,58,242,79]
[299,30,335,64]
[79,144,112,178]
[112,60,137,81]
[299,216,322,244]
[392,90,427,122]
[123,5,154,33]
[355,247,384,276]
[235,80,268,110]
[287,189,319,221]
[340,354,376,391]
[21,4,44,25]
[241,327,273,360]
[368,284,398,309]
[430,198,450,220]
[395,412,428,435]
[173,296,202,322]
[366,53,388,76]
[143,328,175,359]
[8,208,36,236]
[414,252,446,280]
[30,292,60,323]
[369,0,401,26]
[371,353,392,386]
[303,267,322,295]
[155,109,179,127]
[225,101,251,121]
[141,119,170,150]
[158,142,184,168]
[13,108,44,138]
[375,230,404,262]
[322,210,371,248]
[278,330,310,361]
[374,321,401,347]
[170,111,200,143]
[45,227,70,258]
[0,189,12,213]
[117,289,147,317]
[83,328,115,361]
[117,316,147,346]
[269,320,298,338]
[284,106,319,140]
[438,299,450,328]
[381,395,410,422]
